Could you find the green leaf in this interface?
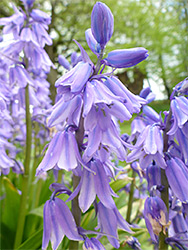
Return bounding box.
[110,177,131,193]
[1,177,21,232]
[0,222,15,249]
[17,227,43,250]
[29,204,44,218]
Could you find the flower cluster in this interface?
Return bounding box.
[126,80,188,246]
[0,0,53,175]
[36,2,149,249]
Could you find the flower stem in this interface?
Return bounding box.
[158,109,172,250]
[14,84,32,249]
[126,169,135,223]
[93,49,104,75]
[69,116,84,250]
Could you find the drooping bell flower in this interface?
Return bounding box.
[165,156,188,202]
[91,2,114,48]
[77,159,116,212]
[97,202,132,248]
[168,96,188,135]
[83,105,127,162]
[36,128,84,175]
[83,237,106,250]
[127,124,166,169]
[172,77,188,95]
[30,9,51,25]
[128,117,146,142]
[47,94,82,127]
[103,76,146,114]
[144,197,169,243]
[42,196,82,250]
[146,161,161,194]
[55,61,93,94]
[175,128,188,164]
[142,105,160,123]
[125,236,142,250]
[104,48,148,69]
[166,212,188,250]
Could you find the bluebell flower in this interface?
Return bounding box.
[175,128,188,164]
[168,96,188,135]
[104,48,148,69]
[139,87,156,103]
[103,76,146,114]
[166,212,188,250]
[47,94,82,127]
[172,77,188,96]
[31,22,53,47]
[128,117,146,142]
[30,9,51,25]
[21,0,35,10]
[165,156,188,202]
[75,159,116,212]
[97,202,132,248]
[91,2,114,48]
[55,61,93,94]
[146,161,161,194]
[144,197,169,243]
[0,6,25,39]
[9,65,33,88]
[83,237,106,250]
[58,55,71,70]
[42,197,82,250]
[36,129,84,175]
[127,124,166,169]
[85,28,101,56]
[83,106,127,162]
[125,236,142,250]
[142,105,160,123]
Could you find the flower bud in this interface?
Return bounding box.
[85,28,101,55]
[91,2,114,48]
[105,48,148,68]
[58,55,70,70]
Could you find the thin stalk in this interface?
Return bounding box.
[93,49,104,75]
[69,117,84,250]
[29,122,39,210]
[126,169,136,223]
[158,109,172,250]
[14,84,32,249]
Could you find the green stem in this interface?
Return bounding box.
[29,122,39,210]
[14,84,32,249]
[158,109,172,250]
[69,175,81,250]
[126,169,136,223]
[69,116,84,250]
[93,49,104,75]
